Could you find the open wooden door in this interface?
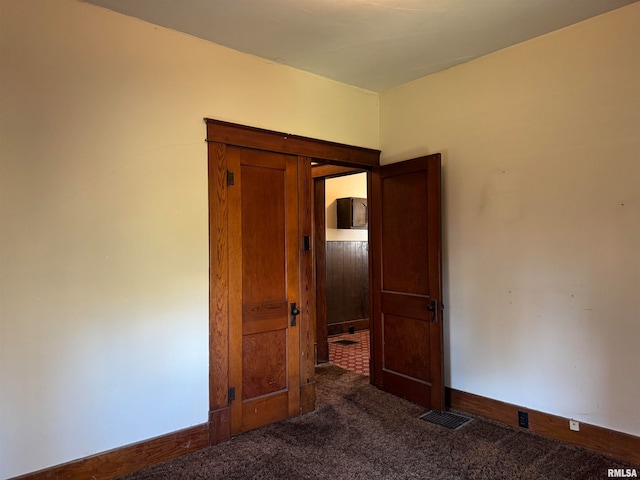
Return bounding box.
[370,154,444,410]
[227,146,301,434]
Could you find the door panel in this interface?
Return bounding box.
[381,169,430,295]
[241,392,289,433]
[371,154,443,410]
[242,164,287,303]
[242,330,287,399]
[382,314,430,381]
[228,146,300,434]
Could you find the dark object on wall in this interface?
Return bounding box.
[326,241,369,336]
[337,197,368,229]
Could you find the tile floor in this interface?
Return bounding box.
[328,329,370,376]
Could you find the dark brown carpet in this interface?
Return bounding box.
[118,365,638,480]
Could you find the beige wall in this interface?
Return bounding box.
[325,173,368,242]
[380,3,640,437]
[2,0,639,477]
[0,0,378,477]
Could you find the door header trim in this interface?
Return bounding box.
[205,119,380,168]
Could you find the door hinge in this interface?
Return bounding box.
[227,170,235,186]
[228,386,236,404]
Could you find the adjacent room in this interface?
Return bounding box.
[1,0,638,478]
[322,172,370,376]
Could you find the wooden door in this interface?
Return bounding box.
[370,154,444,410]
[207,119,379,443]
[227,146,300,434]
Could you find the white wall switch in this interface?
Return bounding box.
[569,419,580,431]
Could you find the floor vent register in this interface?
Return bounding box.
[419,410,473,430]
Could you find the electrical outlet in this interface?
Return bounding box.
[518,410,529,429]
[569,419,580,431]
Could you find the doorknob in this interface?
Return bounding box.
[290,303,301,326]
[427,299,438,323]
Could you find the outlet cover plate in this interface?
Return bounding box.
[518,410,529,428]
[569,419,580,431]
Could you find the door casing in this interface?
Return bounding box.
[206,119,380,444]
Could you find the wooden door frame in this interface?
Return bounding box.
[206,119,380,445]
[313,176,328,363]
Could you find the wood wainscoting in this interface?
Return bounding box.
[447,388,640,464]
[326,241,369,336]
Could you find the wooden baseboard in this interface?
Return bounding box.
[327,318,369,336]
[446,387,640,464]
[16,388,637,478]
[10,423,210,480]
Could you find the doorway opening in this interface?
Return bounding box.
[207,119,381,444]
[207,119,444,444]
[313,166,371,377]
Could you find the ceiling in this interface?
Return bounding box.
[84,0,637,92]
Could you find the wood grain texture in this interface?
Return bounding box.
[228,147,301,434]
[300,382,317,415]
[227,146,244,433]
[313,178,329,364]
[209,407,230,445]
[371,155,444,410]
[241,391,289,433]
[326,241,369,326]
[380,169,430,295]
[241,162,287,304]
[207,121,378,441]
[285,155,301,419]
[311,164,366,179]
[242,330,288,399]
[383,314,430,381]
[298,157,315,387]
[425,155,444,411]
[369,166,383,389]
[381,291,429,321]
[447,388,640,464]
[11,424,209,480]
[242,301,288,336]
[208,142,229,412]
[381,369,431,407]
[205,119,380,168]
